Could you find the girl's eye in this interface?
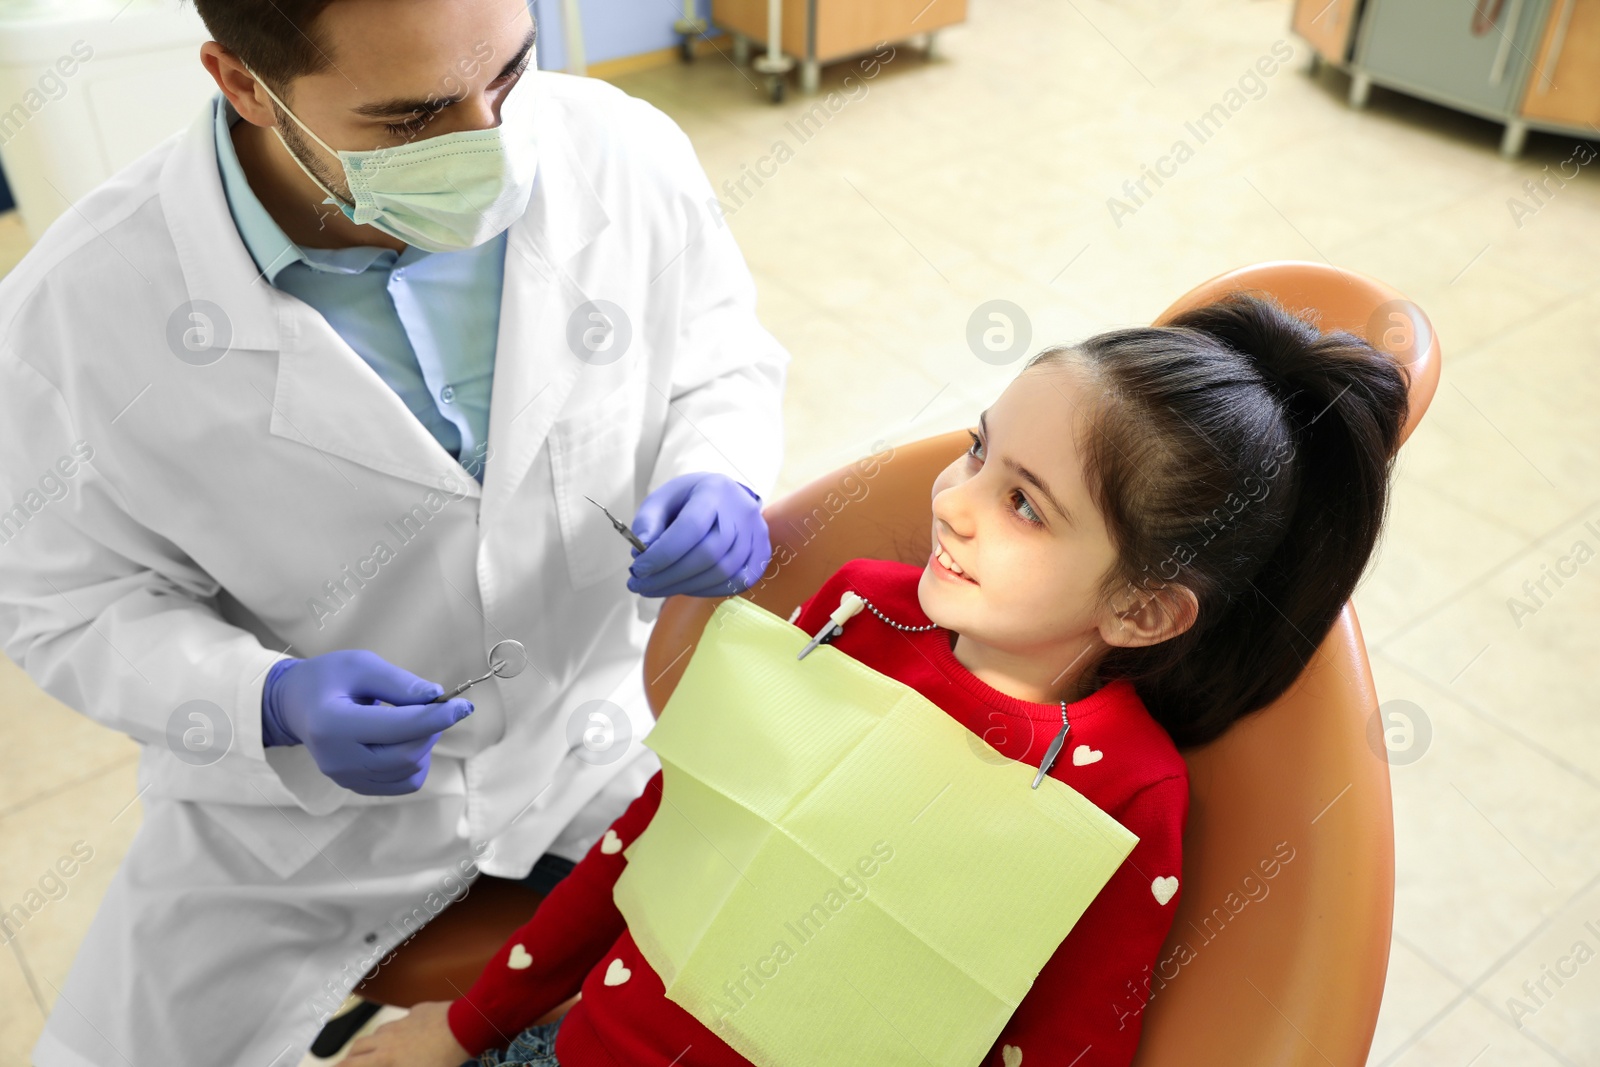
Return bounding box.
[1011,490,1043,526]
[967,431,1043,526]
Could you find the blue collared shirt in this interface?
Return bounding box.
[210,92,505,482]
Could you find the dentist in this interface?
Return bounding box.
[0,0,787,1064]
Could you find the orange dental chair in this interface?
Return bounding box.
[354,259,1442,1066]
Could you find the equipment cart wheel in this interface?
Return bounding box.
[765,74,786,102]
[673,15,707,62]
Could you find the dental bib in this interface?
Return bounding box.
[612,595,1139,1067]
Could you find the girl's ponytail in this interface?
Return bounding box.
[1026,293,1411,747]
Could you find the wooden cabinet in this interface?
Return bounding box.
[1520,0,1600,126]
[714,0,966,64]
[713,0,967,98]
[1291,0,1362,63]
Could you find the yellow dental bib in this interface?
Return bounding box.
[612,594,1138,1067]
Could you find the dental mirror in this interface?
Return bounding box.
[430,638,529,703]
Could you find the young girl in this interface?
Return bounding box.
[345,292,1410,1067]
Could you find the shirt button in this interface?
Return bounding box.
[440,384,456,403]
[393,268,406,281]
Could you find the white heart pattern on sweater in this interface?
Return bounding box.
[604,957,632,986]
[1002,1045,1022,1067]
[1071,745,1102,766]
[600,829,623,854]
[1151,876,1179,905]
[507,944,533,970]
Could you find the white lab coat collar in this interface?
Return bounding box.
[154,73,612,502]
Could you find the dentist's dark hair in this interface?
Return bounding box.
[1026,292,1411,749]
[189,0,343,89]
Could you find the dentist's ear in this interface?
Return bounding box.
[1101,580,1198,649]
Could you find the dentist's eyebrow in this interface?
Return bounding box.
[979,409,1075,526]
[353,27,536,118]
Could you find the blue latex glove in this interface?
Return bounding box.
[626,473,770,598]
[261,650,474,795]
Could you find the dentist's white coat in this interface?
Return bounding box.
[0,70,787,1067]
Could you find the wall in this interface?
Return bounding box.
[0,0,715,217]
[532,0,714,69]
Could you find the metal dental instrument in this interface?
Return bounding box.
[586,495,649,553]
[1031,711,1071,790]
[797,591,865,660]
[798,588,1070,790]
[429,638,529,703]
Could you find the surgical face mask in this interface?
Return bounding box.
[244,64,539,253]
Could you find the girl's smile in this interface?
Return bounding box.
[929,532,977,584]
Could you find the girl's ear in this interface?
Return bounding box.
[1100,581,1198,649]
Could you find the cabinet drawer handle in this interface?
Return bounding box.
[1489,0,1524,85]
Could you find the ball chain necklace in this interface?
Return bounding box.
[795,590,1071,789]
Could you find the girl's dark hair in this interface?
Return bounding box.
[1026,292,1411,749]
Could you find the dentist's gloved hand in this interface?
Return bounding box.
[261,650,474,795]
[626,472,771,598]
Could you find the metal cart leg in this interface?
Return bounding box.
[750,0,794,103]
[924,30,941,59]
[673,0,708,63]
[1500,120,1528,159]
[732,32,751,65]
[1348,70,1370,108]
[800,58,820,94]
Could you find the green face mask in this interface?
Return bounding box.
[244,63,539,253]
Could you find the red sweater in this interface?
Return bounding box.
[449,558,1189,1066]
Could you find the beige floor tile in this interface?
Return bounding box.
[1473,873,1600,1063]
[1376,504,1600,786]
[1396,316,1600,542]
[1367,652,1600,984]
[0,759,144,1016]
[0,211,30,279]
[1366,939,1474,1067]
[1351,466,1533,647]
[1370,989,1568,1067]
[0,655,141,817]
[0,939,50,1067]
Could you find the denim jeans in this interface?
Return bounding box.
[460,1018,563,1066]
[516,852,577,896]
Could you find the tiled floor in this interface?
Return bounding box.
[3,0,1598,1063]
